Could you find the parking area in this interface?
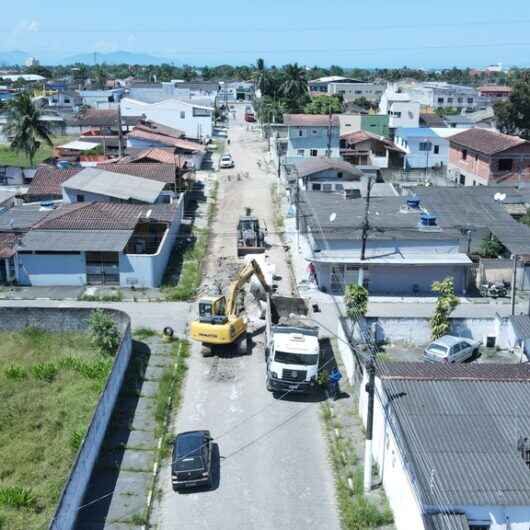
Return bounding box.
[380,340,523,364]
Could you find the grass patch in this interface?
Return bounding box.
[271,182,284,233]
[0,328,113,530]
[0,136,76,168]
[78,291,123,302]
[133,327,157,340]
[321,402,393,530]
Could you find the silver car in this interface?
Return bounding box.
[423,335,480,364]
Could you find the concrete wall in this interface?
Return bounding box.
[0,307,131,530]
[63,187,113,204]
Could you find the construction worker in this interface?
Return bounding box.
[328,367,342,401]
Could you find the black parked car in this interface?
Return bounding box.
[171,430,213,491]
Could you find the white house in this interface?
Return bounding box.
[283,114,341,164]
[394,127,467,169]
[379,89,421,130]
[360,362,530,530]
[79,88,125,110]
[121,97,214,141]
[327,81,385,103]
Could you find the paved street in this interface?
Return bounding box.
[150,122,340,530]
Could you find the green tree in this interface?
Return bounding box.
[304,95,342,114]
[253,58,269,95]
[281,63,308,102]
[3,93,53,167]
[479,236,506,258]
[93,65,108,89]
[495,76,530,139]
[430,277,459,340]
[344,284,368,319]
[351,96,375,111]
[89,309,120,355]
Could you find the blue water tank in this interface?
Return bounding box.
[407,197,420,209]
[420,212,437,226]
[57,160,70,169]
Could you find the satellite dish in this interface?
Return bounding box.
[329,212,337,223]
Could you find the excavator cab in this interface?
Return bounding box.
[198,296,228,324]
[237,208,265,256]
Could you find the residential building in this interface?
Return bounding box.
[340,131,405,168]
[394,128,465,169]
[79,88,125,110]
[444,114,475,129]
[419,113,446,128]
[46,90,82,111]
[26,167,83,202]
[283,114,341,164]
[61,168,169,205]
[218,81,254,102]
[0,112,66,144]
[338,114,363,136]
[447,129,530,186]
[479,85,512,105]
[398,81,480,112]
[121,97,214,141]
[327,81,385,103]
[308,76,361,94]
[64,109,139,136]
[465,107,497,129]
[128,80,219,105]
[378,90,420,131]
[361,115,390,138]
[17,201,184,287]
[360,362,530,530]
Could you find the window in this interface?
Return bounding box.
[312,183,321,191]
[310,149,318,157]
[473,180,476,186]
[438,97,444,104]
[64,97,70,104]
[448,97,454,103]
[335,183,344,191]
[322,183,333,192]
[355,90,362,95]
[419,142,432,152]
[462,149,468,160]
[311,129,319,136]
[297,149,305,156]
[433,145,440,154]
[459,174,466,185]
[337,172,343,179]
[180,111,185,119]
[393,111,402,118]
[458,97,463,103]
[467,97,474,104]
[469,524,491,530]
[298,128,304,137]
[77,194,85,202]
[498,158,513,171]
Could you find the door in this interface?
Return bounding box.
[330,265,344,294]
[85,252,120,285]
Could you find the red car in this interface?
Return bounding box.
[245,112,256,123]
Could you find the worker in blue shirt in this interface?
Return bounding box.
[328,367,342,401]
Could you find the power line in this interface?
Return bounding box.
[2,18,530,34]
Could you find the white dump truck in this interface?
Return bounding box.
[264,295,320,393]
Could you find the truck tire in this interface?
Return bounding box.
[266,377,273,392]
[246,333,252,355]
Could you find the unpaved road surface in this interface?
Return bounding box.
[150,124,340,530]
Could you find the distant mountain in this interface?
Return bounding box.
[61,51,178,66]
[0,50,31,66]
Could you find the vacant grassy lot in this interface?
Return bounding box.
[0,136,76,167]
[0,328,113,530]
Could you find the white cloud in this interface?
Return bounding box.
[15,20,40,34]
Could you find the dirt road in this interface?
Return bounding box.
[150,123,340,530]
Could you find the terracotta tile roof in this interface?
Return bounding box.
[128,128,206,152]
[26,166,82,198]
[116,148,185,166]
[283,114,340,127]
[66,109,140,128]
[97,163,178,184]
[33,202,176,231]
[479,85,513,93]
[449,128,527,155]
[0,233,16,259]
[135,120,184,139]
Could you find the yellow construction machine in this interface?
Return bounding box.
[190,259,270,354]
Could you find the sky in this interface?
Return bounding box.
[2,0,530,67]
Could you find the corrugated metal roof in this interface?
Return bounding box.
[293,158,362,179]
[283,114,340,127]
[381,371,530,506]
[20,229,133,252]
[62,167,165,203]
[510,315,530,339]
[0,206,52,231]
[424,513,470,530]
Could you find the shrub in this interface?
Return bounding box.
[4,364,27,380]
[59,356,113,382]
[31,362,58,382]
[133,327,157,340]
[0,486,35,509]
[88,309,120,355]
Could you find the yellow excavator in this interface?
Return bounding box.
[190,259,270,354]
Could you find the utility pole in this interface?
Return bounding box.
[326,100,332,158]
[512,254,518,316]
[358,177,373,287]
[175,155,181,196]
[364,355,376,493]
[117,104,123,159]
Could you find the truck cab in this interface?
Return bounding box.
[266,326,320,393]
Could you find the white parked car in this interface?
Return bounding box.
[219,154,234,169]
[423,335,480,364]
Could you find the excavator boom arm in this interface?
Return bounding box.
[225,259,269,318]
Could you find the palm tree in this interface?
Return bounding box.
[281,63,308,101]
[253,58,269,96]
[3,93,53,167]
